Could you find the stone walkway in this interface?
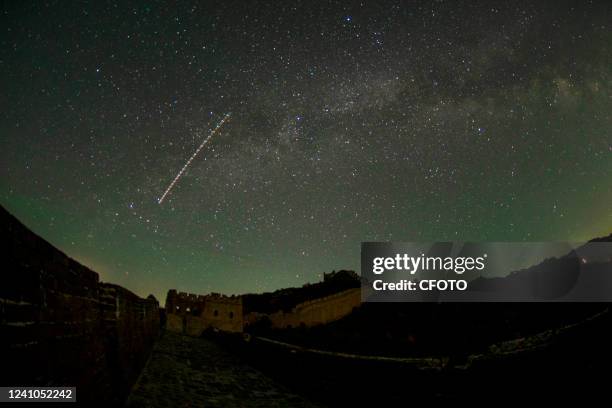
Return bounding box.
[126,331,318,408]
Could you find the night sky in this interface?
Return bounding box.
[2,1,611,301]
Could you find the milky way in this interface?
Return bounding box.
[1,1,611,301]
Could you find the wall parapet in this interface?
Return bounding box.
[248,288,361,329]
[0,206,161,405]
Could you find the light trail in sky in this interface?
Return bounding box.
[158,112,231,204]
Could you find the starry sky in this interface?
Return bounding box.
[1,1,611,301]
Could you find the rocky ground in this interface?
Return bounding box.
[127,331,318,408]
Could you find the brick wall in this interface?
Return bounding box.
[0,206,160,405]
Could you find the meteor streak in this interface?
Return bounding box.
[158,112,231,204]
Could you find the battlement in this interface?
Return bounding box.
[206,293,242,305]
[174,291,206,302]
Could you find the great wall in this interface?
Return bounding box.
[0,204,364,405]
[165,290,244,334]
[249,288,361,330]
[163,287,361,335]
[0,206,160,405]
[2,203,611,405]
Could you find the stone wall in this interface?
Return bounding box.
[265,288,361,329]
[99,283,160,400]
[0,206,160,405]
[165,290,243,335]
[201,295,243,333]
[166,313,184,333]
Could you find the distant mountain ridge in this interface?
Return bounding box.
[464,233,612,301]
